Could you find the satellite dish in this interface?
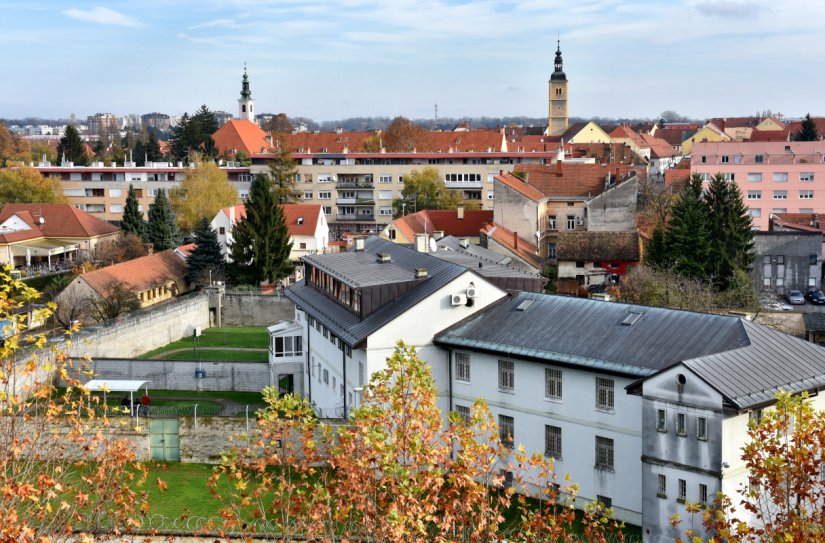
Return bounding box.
[428,237,438,253]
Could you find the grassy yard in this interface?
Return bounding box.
[138,326,269,360]
[152,349,268,362]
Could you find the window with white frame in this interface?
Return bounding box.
[566,215,575,230]
[747,191,761,200]
[773,172,788,182]
[456,352,470,382]
[697,416,708,440]
[455,404,471,423]
[303,190,313,199]
[800,190,814,199]
[323,206,332,215]
[657,474,667,498]
[487,173,495,183]
[499,414,514,448]
[677,413,687,436]
[678,479,686,501]
[109,204,123,213]
[699,483,708,504]
[773,190,787,200]
[109,188,122,197]
[378,190,392,200]
[378,174,392,183]
[547,243,557,259]
[379,207,392,216]
[772,208,787,214]
[595,436,614,470]
[545,425,562,458]
[750,208,762,218]
[273,335,302,357]
[800,172,815,182]
[721,172,735,182]
[318,174,333,183]
[721,155,729,163]
[755,154,764,163]
[596,377,614,411]
[498,360,514,392]
[319,191,331,199]
[545,368,562,400]
[548,215,557,230]
[657,409,667,432]
[323,368,329,385]
[487,190,494,200]
[747,172,762,182]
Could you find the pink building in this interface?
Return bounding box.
[691,141,825,230]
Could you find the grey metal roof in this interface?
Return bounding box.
[437,236,513,265]
[302,250,416,287]
[804,312,825,332]
[285,237,469,347]
[431,250,539,279]
[434,291,749,378]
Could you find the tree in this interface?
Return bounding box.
[268,136,301,203]
[212,342,623,542]
[87,280,141,322]
[391,166,462,217]
[93,232,147,266]
[383,116,428,152]
[0,122,30,166]
[185,217,224,286]
[645,226,668,269]
[361,131,382,152]
[168,112,191,162]
[169,159,238,234]
[145,188,182,251]
[263,112,293,133]
[664,175,711,279]
[0,166,68,207]
[56,124,89,165]
[658,110,690,123]
[0,268,155,540]
[226,174,294,285]
[705,173,754,289]
[120,184,145,238]
[794,113,820,141]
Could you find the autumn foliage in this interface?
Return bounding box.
[0,268,152,541]
[211,341,624,542]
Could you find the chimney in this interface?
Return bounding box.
[415,233,429,253]
[415,267,428,278]
[815,213,820,229]
[354,238,365,251]
[457,205,464,220]
[145,243,153,255]
[459,237,469,249]
[376,253,391,263]
[513,231,519,250]
[433,230,445,240]
[555,159,563,176]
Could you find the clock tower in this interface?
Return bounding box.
[547,39,568,137]
[238,64,255,123]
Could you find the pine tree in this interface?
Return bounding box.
[146,132,163,162]
[185,217,224,286]
[121,184,145,238]
[269,136,301,203]
[794,113,820,141]
[56,125,89,165]
[664,175,711,279]
[145,188,182,251]
[705,174,755,289]
[645,226,668,269]
[227,174,294,285]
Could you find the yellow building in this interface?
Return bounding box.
[755,116,785,131]
[566,121,615,144]
[547,39,568,136]
[682,124,730,155]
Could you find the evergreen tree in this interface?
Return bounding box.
[185,217,224,286]
[56,125,89,165]
[121,184,145,238]
[168,107,218,162]
[168,113,191,162]
[645,226,668,269]
[664,175,711,279]
[227,174,294,285]
[145,188,182,251]
[794,113,820,141]
[705,174,755,289]
[146,132,163,162]
[268,136,301,203]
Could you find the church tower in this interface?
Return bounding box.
[238,64,255,122]
[547,39,568,136]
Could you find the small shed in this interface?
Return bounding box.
[84,379,148,416]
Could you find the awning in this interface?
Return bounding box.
[84,379,148,393]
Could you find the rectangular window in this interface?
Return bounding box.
[545,425,562,459]
[323,206,332,215]
[548,215,557,230]
[596,377,614,411]
[499,414,514,448]
[750,409,763,425]
[379,207,392,216]
[595,436,614,471]
[455,404,471,423]
[378,190,392,200]
[720,155,729,163]
[378,174,392,183]
[747,172,762,182]
[750,208,762,218]
[677,413,687,436]
[109,188,122,198]
[811,254,818,266]
[771,208,787,214]
[773,172,788,182]
[109,204,123,213]
[773,190,787,200]
[800,190,814,199]
[697,416,708,440]
[319,191,331,199]
[303,190,313,199]
[487,190,494,200]
[567,215,575,230]
[456,352,470,382]
[700,155,707,164]
[545,368,562,400]
[658,474,667,498]
[657,409,667,432]
[487,173,495,184]
[596,495,612,509]
[699,483,708,504]
[679,479,687,501]
[274,335,302,357]
[498,360,514,392]
[747,191,761,200]
[359,362,365,386]
[800,172,815,182]
[547,243,557,259]
[755,154,764,163]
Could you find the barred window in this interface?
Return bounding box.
[545,368,562,400]
[657,474,667,498]
[697,417,708,440]
[595,436,614,470]
[455,404,471,423]
[596,377,614,410]
[699,483,708,504]
[499,414,514,448]
[545,425,562,459]
[456,352,471,382]
[678,479,686,501]
[498,360,514,392]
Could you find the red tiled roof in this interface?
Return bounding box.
[495,172,546,202]
[640,133,678,159]
[512,163,635,198]
[175,243,196,258]
[391,209,493,240]
[748,129,792,142]
[771,213,825,233]
[221,203,322,236]
[0,203,118,243]
[480,221,540,268]
[655,127,696,146]
[707,117,764,130]
[212,120,271,156]
[80,250,187,298]
[424,130,504,152]
[285,131,372,153]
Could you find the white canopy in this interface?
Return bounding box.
[84,379,148,393]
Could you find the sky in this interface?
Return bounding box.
[2,0,825,122]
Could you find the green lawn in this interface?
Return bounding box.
[138,326,269,360]
[152,349,268,362]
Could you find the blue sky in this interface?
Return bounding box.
[2,0,824,122]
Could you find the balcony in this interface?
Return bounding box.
[336,180,374,189]
[336,197,375,205]
[336,213,375,222]
[444,180,483,189]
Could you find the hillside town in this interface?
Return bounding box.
[4,10,825,543]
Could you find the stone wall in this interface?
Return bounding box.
[64,359,272,392]
[586,176,638,232]
[63,294,211,359]
[222,292,295,326]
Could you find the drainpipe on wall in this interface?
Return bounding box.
[306,314,312,404]
[342,345,348,417]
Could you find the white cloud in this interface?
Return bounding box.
[62,6,140,27]
[176,32,221,45]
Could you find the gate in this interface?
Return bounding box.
[149,419,180,461]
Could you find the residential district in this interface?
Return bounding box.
[3,47,825,543]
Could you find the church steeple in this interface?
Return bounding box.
[551,38,566,81]
[547,37,568,136]
[238,63,255,122]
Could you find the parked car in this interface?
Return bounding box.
[806,290,825,304]
[787,290,806,305]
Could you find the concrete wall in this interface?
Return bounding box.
[65,294,210,359]
[493,177,539,242]
[587,177,638,232]
[63,358,272,392]
[223,292,296,326]
[751,232,822,293]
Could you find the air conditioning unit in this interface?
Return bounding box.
[451,293,467,306]
[466,286,478,299]
[576,217,584,226]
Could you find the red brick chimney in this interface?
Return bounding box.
[513,231,518,250]
[556,159,563,176]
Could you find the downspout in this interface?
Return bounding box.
[342,345,348,417]
[447,348,453,413]
[306,315,312,404]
